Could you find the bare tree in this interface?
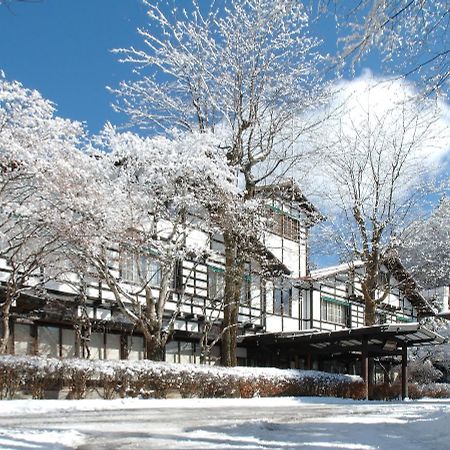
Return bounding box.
[309,77,449,325]
[320,0,449,95]
[112,0,329,365]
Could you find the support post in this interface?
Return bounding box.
[361,337,369,400]
[306,353,312,370]
[383,362,390,385]
[401,344,408,400]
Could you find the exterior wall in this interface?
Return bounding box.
[298,266,420,333]
[263,198,309,278]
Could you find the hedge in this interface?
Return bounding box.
[0,355,365,400]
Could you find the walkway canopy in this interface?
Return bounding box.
[240,323,446,399]
[241,323,445,357]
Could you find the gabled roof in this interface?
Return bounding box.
[255,179,324,225]
[250,237,291,276]
[383,255,436,316]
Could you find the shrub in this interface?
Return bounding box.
[64,362,94,400]
[0,364,22,399]
[0,355,365,400]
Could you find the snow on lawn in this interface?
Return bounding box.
[0,397,449,449]
[1,396,315,415]
[0,429,85,450]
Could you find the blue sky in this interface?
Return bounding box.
[0,0,381,135]
[0,0,148,133]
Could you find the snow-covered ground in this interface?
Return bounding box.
[0,397,449,449]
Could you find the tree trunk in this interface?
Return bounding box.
[361,252,380,326]
[364,297,376,326]
[144,333,165,361]
[199,339,208,365]
[221,230,244,366]
[0,301,11,354]
[199,322,211,364]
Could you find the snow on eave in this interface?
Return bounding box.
[437,310,450,319]
[383,255,436,316]
[250,236,291,276]
[255,179,324,225]
[302,260,365,281]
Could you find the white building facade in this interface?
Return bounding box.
[0,181,434,367]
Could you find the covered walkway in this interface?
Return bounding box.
[240,323,446,399]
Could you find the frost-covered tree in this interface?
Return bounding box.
[0,74,85,353]
[112,0,329,366]
[49,125,236,360]
[309,75,449,325]
[409,320,450,383]
[324,0,449,95]
[400,197,450,289]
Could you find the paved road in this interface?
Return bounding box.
[1,398,449,449]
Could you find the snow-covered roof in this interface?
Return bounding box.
[241,323,447,349]
[437,310,450,320]
[255,179,324,225]
[305,260,365,281]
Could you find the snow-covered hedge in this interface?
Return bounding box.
[371,381,450,400]
[406,382,450,399]
[0,356,365,400]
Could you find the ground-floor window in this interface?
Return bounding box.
[127,335,145,360]
[14,323,34,356]
[166,340,197,364]
[85,332,124,360]
[165,340,221,365]
[12,323,130,360]
[61,329,76,358]
[38,326,60,357]
[11,323,224,365]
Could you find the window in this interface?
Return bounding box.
[61,329,76,358]
[89,332,105,360]
[208,266,225,301]
[179,342,196,364]
[273,287,292,315]
[378,271,390,287]
[269,210,284,235]
[105,334,121,360]
[321,297,348,325]
[172,260,183,292]
[14,324,33,356]
[241,275,252,306]
[120,251,161,286]
[376,313,387,325]
[127,335,145,361]
[283,216,300,241]
[268,208,300,241]
[184,262,208,297]
[38,326,60,357]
